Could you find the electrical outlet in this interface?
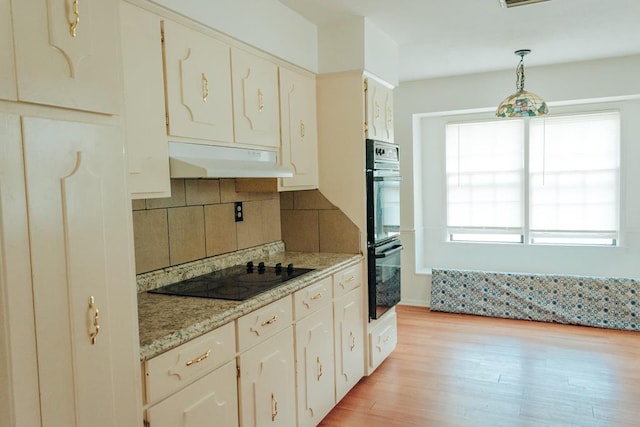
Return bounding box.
[234,202,243,222]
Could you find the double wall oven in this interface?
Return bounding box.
[366,139,402,320]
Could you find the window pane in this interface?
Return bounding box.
[446,120,524,230]
[529,112,620,236]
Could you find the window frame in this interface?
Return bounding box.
[444,110,621,247]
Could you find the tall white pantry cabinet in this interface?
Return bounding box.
[0,1,142,426]
[317,71,398,376]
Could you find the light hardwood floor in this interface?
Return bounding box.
[320,305,640,426]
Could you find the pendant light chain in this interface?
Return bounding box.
[516,56,525,91]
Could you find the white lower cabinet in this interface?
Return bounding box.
[368,309,398,373]
[238,327,296,427]
[143,322,237,427]
[144,322,236,404]
[333,287,365,402]
[141,263,365,427]
[146,361,239,427]
[294,294,335,427]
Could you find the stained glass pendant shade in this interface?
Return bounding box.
[496,49,548,118]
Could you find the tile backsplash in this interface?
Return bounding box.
[280,190,360,254]
[132,179,281,274]
[132,181,360,275]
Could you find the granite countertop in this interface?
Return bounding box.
[137,246,362,360]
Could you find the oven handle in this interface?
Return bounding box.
[375,244,404,258]
[373,175,402,182]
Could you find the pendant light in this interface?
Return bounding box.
[496,49,548,118]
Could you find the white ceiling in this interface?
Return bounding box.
[278,0,640,82]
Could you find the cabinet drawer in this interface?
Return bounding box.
[237,296,292,352]
[293,276,331,320]
[145,322,235,404]
[369,310,397,371]
[146,360,238,427]
[333,264,362,298]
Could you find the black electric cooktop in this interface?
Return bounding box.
[148,262,314,301]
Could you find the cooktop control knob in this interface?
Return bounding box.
[287,263,294,274]
[275,262,282,274]
[246,261,254,273]
[258,261,266,274]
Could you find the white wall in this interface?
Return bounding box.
[148,0,318,72]
[395,55,640,306]
[363,20,399,87]
[318,18,399,86]
[318,19,365,75]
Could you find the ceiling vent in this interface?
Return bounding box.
[499,0,551,7]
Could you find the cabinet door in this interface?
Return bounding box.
[295,304,336,427]
[239,328,296,427]
[0,0,16,101]
[21,116,141,427]
[163,20,234,143]
[368,309,398,373]
[12,0,121,113]
[278,68,319,190]
[365,78,394,143]
[334,288,365,402]
[146,361,239,427]
[120,2,170,199]
[232,48,280,148]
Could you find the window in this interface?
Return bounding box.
[445,112,620,246]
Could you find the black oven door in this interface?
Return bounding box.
[367,170,401,246]
[368,238,403,320]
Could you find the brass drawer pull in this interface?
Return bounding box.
[258,89,264,112]
[316,356,323,381]
[69,0,80,37]
[88,296,99,345]
[310,292,323,301]
[383,336,391,343]
[186,350,211,366]
[345,276,355,283]
[261,315,278,326]
[202,73,209,102]
[271,392,278,421]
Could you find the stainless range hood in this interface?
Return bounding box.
[168,141,293,178]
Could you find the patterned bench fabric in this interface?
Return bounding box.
[430,269,640,331]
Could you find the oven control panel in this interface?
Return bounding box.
[373,141,399,163]
[367,139,399,169]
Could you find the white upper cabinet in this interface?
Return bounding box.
[278,67,319,190]
[365,77,394,143]
[120,2,170,199]
[0,0,16,101]
[231,48,280,148]
[162,20,234,144]
[12,0,122,114]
